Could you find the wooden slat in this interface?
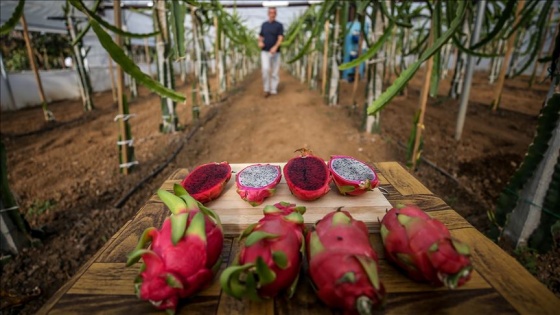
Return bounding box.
[383,289,518,314]
[48,294,218,315]
[378,262,490,292]
[376,162,433,196]
[37,220,133,315]
[452,228,560,315]
[70,239,233,298]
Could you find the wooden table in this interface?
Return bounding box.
[39,162,560,314]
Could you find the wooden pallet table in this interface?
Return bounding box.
[38,162,560,314]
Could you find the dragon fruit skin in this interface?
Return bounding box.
[328,155,379,196]
[235,164,282,206]
[181,161,232,204]
[220,202,306,300]
[126,184,224,313]
[306,210,386,315]
[283,149,331,201]
[380,205,472,289]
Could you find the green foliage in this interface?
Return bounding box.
[0,0,25,35]
[513,246,539,276]
[406,110,423,169]
[27,199,55,216]
[89,18,185,102]
[0,31,72,71]
[367,0,468,115]
[490,93,560,242]
[528,154,560,253]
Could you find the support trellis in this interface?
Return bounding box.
[191,6,210,106]
[64,4,94,112]
[113,0,135,174]
[154,0,178,133]
[491,0,525,111]
[20,13,54,121]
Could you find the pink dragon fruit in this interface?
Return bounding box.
[220,202,306,300]
[181,161,232,204]
[283,148,331,201]
[328,155,379,196]
[380,204,472,289]
[126,184,224,313]
[306,209,386,314]
[235,164,282,206]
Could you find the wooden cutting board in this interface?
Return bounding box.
[201,163,393,234]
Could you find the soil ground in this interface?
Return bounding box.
[0,67,557,314]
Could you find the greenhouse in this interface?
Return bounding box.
[0,0,559,314]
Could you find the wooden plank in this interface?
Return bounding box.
[37,220,133,315]
[384,289,517,314]
[48,294,218,315]
[378,261,490,292]
[376,162,433,196]
[97,202,168,263]
[452,228,560,315]
[153,163,392,235]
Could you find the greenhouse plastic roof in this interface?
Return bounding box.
[0,0,156,45]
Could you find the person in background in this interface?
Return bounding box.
[258,7,284,98]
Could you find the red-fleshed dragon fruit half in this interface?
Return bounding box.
[283,148,331,201]
[220,202,306,300]
[328,155,379,196]
[181,161,232,204]
[380,204,472,289]
[235,164,282,206]
[307,209,386,315]
[126,184,224,314]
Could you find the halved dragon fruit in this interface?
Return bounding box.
[181,161,232,204]
[283,149,331,201]
[328,155,379,196]
[236,164,282,206]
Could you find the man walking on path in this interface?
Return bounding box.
[258,7,283,98]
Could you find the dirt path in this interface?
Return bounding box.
[174,69,392,167]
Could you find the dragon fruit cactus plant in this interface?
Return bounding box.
[380,204,472,289]
[328,155,379,196]
[235,164,282,206]
[181,161,232,204]
[220,202,306,300]
[307,209,386,314]
[283,148,331,201]
[126,184,224,313]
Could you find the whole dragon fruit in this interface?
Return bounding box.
[307,209,386,314]
[380,204,472,289]
[283,148,331,201]
[328,155,379,196]
[126,184,224,313]
[181,161,232,204]
[235,164,282,206]
[220,202,306,300]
